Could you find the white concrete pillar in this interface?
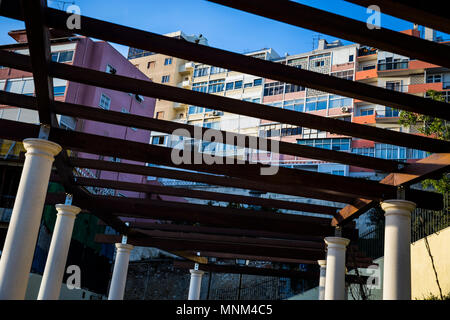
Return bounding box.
[381,199,416,300]
[37,204,81,300]
[318,259,327,300]
[108,243,134,300]
[324,236,350,300]
[188,269,204,300]
[0,138,61,300]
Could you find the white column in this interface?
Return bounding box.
[37,204,81,300]
[108,243,134,300]
[381,199,416,300]
[188,269,204,300]
[324,236,350,300]
[317,259,327,300]
[0,138,61,300]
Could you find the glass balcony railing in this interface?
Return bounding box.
[377,61,409,71]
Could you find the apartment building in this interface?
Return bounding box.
[0,29,158,295]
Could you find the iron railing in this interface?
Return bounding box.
[357,193,449,259]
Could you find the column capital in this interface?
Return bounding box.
[381,200,416,217]
[23,138,62,160]
[115,243,134,252]
[324,236,350,249]
[190,269,205,276]
[55,204,81,218]
[318,260,327,267]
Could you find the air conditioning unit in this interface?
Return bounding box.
[341,106,350,113]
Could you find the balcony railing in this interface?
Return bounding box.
[377,61,409,71]
[357,47,377,57]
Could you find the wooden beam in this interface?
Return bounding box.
[0,91,401,172]
[69,158,355,205]
[85,195,335,237]
[132,228,325,251]
[0,118,443,210]
[20,0,57,126]
[0,51,448,152]
[332,153,450,226]
[207,0,450,69]
[74,177,339,216]
[345,0,450,35]
[94,234,326,261]
[121,222,326,242]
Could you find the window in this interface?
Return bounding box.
[361,64,376,71]
[151,136,166,145]
[188,105,204,114]
[297,138,350,151]
[332,170,345,176]
[386,81,402,92]
[99,93,111,110]
[192,82,207,93]
[134,94,144,103]
[331,70,353,80]
[426,74,442,83]
[51,50,74,63]
[164,57,172,65]
[329,95,353,109]
[252,98,260,104]
[384,107,399,118]
[284,99,304,112]
[349,54,354,62]
[210,66,227,74]
[161,75,170,83]
[314,60,325,67]
[360,108,374,116]
[244,82,253,88]
[234,80,243,90]
[281,127,302,136]
[5,78,34,96]
[225,82,234,91]
[156,111,165,119]
[53,86,66,96]
[352,147,375,157]
[106,64,116,74]
[208,79,225,93]
[305,96,327,111]
[253,78,262,86]
[285,83,305,93]
[263,82,283,96]
[375,144,406,160]
[193,67,209,77]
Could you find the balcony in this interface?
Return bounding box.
[353,114,376,124]
[408,82,443,94]
[177,79,191,88]
[173,102,188,110]
[357,47,377,61]
[355,66,377,81]
[377,61,409,71]
[179,62,195,74]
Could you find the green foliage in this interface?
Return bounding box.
[421,292,450,300]
[398,90,449,194]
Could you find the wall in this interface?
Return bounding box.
[411,226,450,299]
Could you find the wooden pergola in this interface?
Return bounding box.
[0,0,449,288]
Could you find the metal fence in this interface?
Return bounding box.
[357,193,450,259]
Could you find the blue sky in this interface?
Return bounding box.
[0,0,448,57]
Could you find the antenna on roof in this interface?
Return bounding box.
[312,33,321,51]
